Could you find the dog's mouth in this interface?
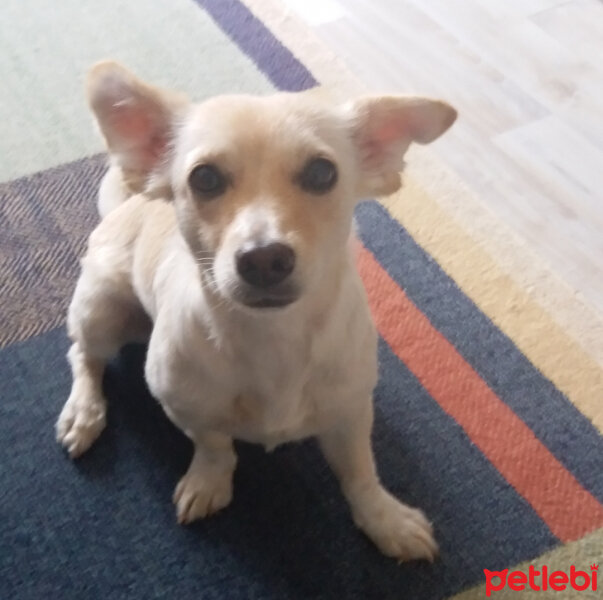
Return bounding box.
[232,282,300,311]
[242,296,297,309]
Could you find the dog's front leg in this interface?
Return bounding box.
[56,342,107,458]
[174,431,237,524]
[318,402,438,562]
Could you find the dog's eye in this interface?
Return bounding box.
[189,164,227,198]
[299,158,338,194]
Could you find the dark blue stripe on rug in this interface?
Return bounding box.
[195,0,317,92]
[0,327,557,600]
[356,200,603,504]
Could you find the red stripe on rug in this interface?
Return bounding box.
[356,243,603,542]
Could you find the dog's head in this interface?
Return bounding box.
[88,61,456,310]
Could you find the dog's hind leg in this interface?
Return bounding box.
[56,263,150,458]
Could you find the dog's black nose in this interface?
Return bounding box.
[236,243,296,288]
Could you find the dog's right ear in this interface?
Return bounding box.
[87,61,188,180]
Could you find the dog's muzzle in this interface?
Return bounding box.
[234,242,299,309]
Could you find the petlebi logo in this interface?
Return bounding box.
[484,564,598,596]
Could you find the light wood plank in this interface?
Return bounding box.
[557,80,603,152]
[531,0,603,67]
[407,0,601,109]
[494,117,603,229]
[318,1,549,134]
[281,0,345,26]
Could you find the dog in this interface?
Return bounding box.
[56,61,456,562]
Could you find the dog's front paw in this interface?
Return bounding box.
[354,489,438,562]
[56,393,106,458]
[173,467,233,524]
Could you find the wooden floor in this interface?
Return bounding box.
[282,0,603,315]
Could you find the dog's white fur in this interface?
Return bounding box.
[56,62,456,562]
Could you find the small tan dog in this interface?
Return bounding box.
[56,61,456,562]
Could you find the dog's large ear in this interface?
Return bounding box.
[345,96,457,196]
[87,61,188,182]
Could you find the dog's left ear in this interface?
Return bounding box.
[87,61,188,185]
[345,96,457,196]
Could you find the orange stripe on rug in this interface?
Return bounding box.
[356,243,603,543]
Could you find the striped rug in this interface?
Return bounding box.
[1,1,601,598]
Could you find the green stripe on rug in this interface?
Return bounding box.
[0,0,274,182]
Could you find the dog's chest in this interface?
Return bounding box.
[212,332,326,446]
[148,289,374,447]
[176,321,345,446]
[218,386,316,449]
